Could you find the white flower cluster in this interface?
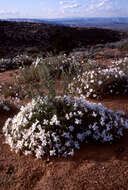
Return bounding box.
[68,66,128,99]
[3,95,128,158]
[0,55,34,71]
[111,57,128,74]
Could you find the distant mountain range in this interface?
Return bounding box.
[1,17,128,31]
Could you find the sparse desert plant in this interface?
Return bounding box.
[0,83,20,98]
[18,65,40,84]
[38,54,86,78]
[119,39,128,52]
[12,54,34,66]
[3,95,128,158]
[7,54,83,99]
[15,54,104,87]
[0,58,12,71]
[0,81,39,100]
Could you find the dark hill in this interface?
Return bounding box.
[0,21,126,58]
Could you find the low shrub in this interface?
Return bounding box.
[3,95,128,158]
[119,39,128,52]
[0,54,34,72]
[111,57,128,74]
[68,66,128,99]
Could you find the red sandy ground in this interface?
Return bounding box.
[1,51,128,190]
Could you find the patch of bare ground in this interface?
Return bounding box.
[1,53,128,190]
[0,70,18,85]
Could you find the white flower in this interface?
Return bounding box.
[93,94,97,98]
[68,149,74,156]
[16,140,24,149]
[52,133,60,142]
[86,84,89,89]
[92,112,97,117]
[65,141,71,147]
[92,123,98,131]
[69,112,73,118]
[74,141,80,149]
[50,150,56,156]
[75,119,82,125]
[73,112,77,116]
[84,130,91,136]
[77,133,85,142]
[89,88,93,93]
[77,87,82,94]
[90,74,94,79]
[43,119,49,125]
[117,128,123,136]
[90,79,94,83]
[98,80,103,85]
[69,125,74,132]
[77,111,83,116]
[65,114,70,120]
[62,132,71,139]
[73,102,78,109]
[35,149,43,158]
[86,92,90,97]
[100,118,105,126]
[50,115,60,125]
[24,151,32,155]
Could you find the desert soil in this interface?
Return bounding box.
[1,54,128,190]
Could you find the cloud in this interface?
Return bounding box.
[59,1,67,5]
[97,0,108,8]
[31,0,127,19]
[58,0,82,17]
[62,3,80,9]
[0,9,20,18]
[85,0,125,17]
[59,0,76,5]
[86,0,113,14]
[58,0,115,18]
[59,0,81,10]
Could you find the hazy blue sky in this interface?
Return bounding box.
[0,0,128,19]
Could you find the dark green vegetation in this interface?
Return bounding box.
[0,21,126,58]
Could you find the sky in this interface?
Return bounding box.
[0,0,128,19]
